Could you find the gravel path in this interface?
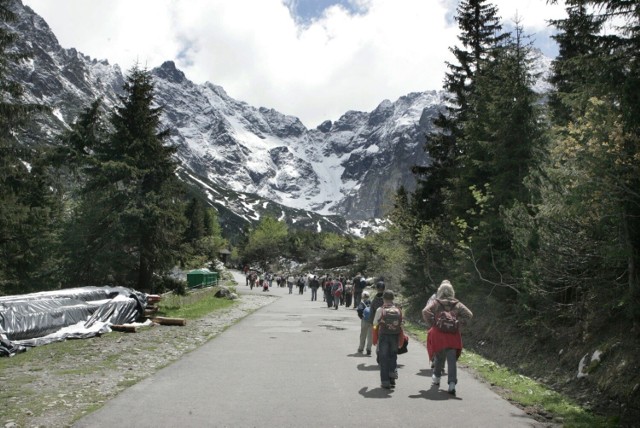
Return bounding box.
[1,287,275,428]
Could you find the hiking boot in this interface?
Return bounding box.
[381,382,392,389]
[357,349,363,354]
[366,350,371,356]
[448,382,456,396]
[431,374,440,386]
[390,378,396,387]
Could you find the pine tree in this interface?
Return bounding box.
[0,0,59,294]
[414,0,507,223]
[548,0,640,323]
[76,65,186,292]
[461,20,545,288]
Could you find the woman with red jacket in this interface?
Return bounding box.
[422,280,473,396]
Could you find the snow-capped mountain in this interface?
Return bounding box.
[7,0,440,234]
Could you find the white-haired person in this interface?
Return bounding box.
[422,280,473,396]
[356,291,373,355]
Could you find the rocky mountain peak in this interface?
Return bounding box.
[8,0,445,232]
[154,61,187,84]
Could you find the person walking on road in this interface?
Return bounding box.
[356,291,372,355]
[309,275,320,301]
[372,290,403,389]
[369,280,386,362]
[344,280,353,308]
[323,276,333,308]
[287,274,295,294]
[353,273,366,308]
[422,280,473,396]
[331,279,343,310]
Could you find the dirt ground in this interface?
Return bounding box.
[0,293,275,428]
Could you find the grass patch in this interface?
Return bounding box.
[158,286,236,319]
[403,321,613,427]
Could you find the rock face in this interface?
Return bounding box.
[8,0,441,228]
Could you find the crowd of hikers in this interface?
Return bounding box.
[242,266,473,395]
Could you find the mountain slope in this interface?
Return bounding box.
[8,0,441,231]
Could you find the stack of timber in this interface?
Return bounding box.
[144,294,162,318]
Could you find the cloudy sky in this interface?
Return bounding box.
[23,0,566,128]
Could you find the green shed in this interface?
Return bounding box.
[187,269,218,288]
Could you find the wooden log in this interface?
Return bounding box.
[151,317,187,326]
[111,324,138,333]
[147,295,162,303]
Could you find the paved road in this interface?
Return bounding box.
[74,271,543,428]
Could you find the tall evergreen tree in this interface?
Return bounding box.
[413,0,507,223]
[548,0,640,323]
[460,19,545,288]
[76,65,186,291]
[0,0,59,294]
[548,1,605,126]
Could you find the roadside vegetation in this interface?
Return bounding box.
[402,322,613,427]
[158,286,237,319]
[2,0,639,424]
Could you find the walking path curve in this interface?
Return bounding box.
[74,270,544,428]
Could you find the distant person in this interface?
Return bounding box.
[356,291,372,356]
[297,276,305,295]
[309,275,320,301]
[372,290,403,389]
[344,280,354,308]
[287,275,295,294]
[422,280,473,396]
[323,276,333,307]
[331,279,343,310]
[353,273,366,308]
[369,280,386,362]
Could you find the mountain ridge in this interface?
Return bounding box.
[8,0,440,234]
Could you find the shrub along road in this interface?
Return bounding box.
[74,271,546,427]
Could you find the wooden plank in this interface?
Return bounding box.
[111,324,138,333]
[151,317,187,326]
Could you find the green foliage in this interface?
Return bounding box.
[53,66,187,292]
[158,287,235,319]
[0,0,61,295]
[240,216,288,270]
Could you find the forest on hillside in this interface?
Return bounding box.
[2,0,639,423]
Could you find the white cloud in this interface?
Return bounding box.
[23,0,565,128]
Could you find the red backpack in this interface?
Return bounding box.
[434,299,459,333]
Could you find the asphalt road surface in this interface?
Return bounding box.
[74,271,544,428]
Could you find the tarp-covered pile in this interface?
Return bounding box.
[0,286,148,357]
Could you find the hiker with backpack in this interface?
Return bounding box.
[356,291,373,355]
[372,290,403,389]
[422,280,473,396]
[331,279,343,310]
[368,280,386,362]
[353,273,366,308]
[344,280,354,308]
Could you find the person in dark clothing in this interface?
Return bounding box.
[353,273,366,308]
[373,290,403,389]
[369,280,386,363]
[323,276,333,308]
[309,276,320,301]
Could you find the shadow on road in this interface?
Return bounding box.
[358,386,393,399]
[409,385,462,401]
[356,363,379,371]
[347,352,371,358]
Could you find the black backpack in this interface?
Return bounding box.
[379,306,402,334]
